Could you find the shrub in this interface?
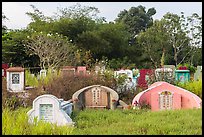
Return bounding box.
[27,72,118,106]
[2,78,26,110]
[25,69,39,87]
[176,79,202,98]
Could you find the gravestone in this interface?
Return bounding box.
[72,85,124,110]
[2,63,9,77]
[194,66,202,81]
[114,69,136,92]
[175,70,190,83]
[132,68,140,85]
[40,69,47,78]
[6,67,25,92]
[77,66,86,76]
[27,94,74,126]
[132,81,202,111]
[61,66,76,76]
[155,68,174,83]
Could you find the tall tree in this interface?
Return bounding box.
[2,30,39,67]
[56,3,106,22]
[26,5,55,32]
[2,12,8,34]
[115,5,156,45]
[76,22,130,60]
[185,13,202,65]
[162,12,201,66]
[137,20,171,68]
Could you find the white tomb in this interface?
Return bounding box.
[155,68,174,81]
[6,67,25,92]
[114,69,136,92]
[27,94,74,126]
[40,69,47,78]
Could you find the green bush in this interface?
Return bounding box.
[2,78,26,110]
[25,68,60,87]
[25,70,39,87]
[176,79,202,98]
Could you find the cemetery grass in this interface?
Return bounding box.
[2,107,202,135]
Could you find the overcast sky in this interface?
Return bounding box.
[2,2,202,30]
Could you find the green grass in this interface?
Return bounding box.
[2,107,74,135]
[2,107,202,135]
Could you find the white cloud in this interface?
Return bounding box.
[2,2,33,29]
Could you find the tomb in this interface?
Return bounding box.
[76,66,86,76]
[40,69,47,78]
[155,68,174,83]
[114,69,136,92]
[137,69,154,89]
[2,63,9,77]
[132,68,140,85]
[132,81,202,111]
[175,70,190,83]
[6,67,25,92]
[194,66,202,81]
[27,94,74,126]
[61,66,76,76]
[72,85,128,110]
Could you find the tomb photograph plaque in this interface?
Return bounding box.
[12,74,20,84]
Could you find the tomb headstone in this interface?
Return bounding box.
[77,66,86,76]
[6,67,25,92]
[2,63,9,77]
[61,66,76,76]
[40,69,47,78]
[155,68,174,83]
[194,66,202,81]
[175,70,190,83]
[72,85,122,110]
[27,94,74,126]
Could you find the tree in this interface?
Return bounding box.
[162,12,202,66]
[115,5,156,45]
[185,13,202,65]
[2,29,39,67]
[26,5,55,32]
[76,22,130,60]
[137,20,171,68]
[2,12,8,34]
[24,32,76,70]
[56,3,105,22]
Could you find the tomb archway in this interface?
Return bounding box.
[72,85,119,110]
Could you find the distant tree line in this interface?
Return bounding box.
[2,4,202,70]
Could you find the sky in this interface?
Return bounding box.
[2,2,202,30]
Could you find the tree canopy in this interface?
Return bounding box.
[2,4,202,70]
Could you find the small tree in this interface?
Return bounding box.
[24,32,75,70]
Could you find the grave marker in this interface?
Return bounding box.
[194,66,202,81]
[40,69,47,78]
[27,94,74,126]
[6,67,25,92]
